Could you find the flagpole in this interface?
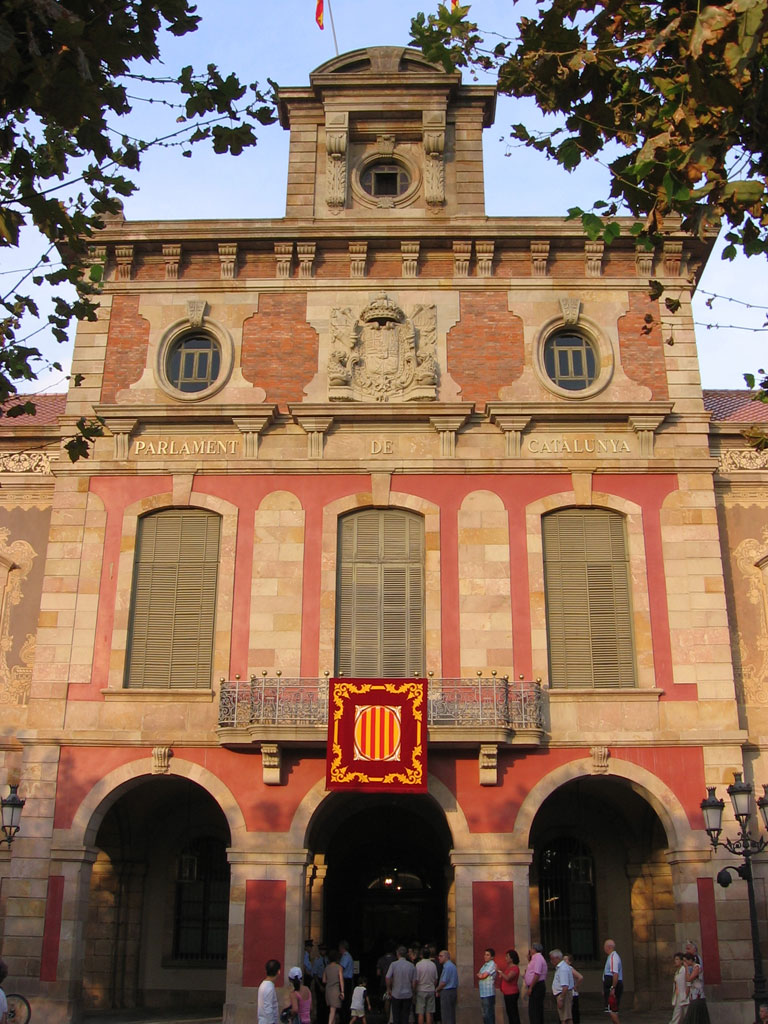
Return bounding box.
[326,0,340,55]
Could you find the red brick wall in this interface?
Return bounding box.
[618,292,668,399]
[241,292,318,407]
[101,295,151,403]
[446,292,525,407]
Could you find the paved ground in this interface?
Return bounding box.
[79,1010,674,1024]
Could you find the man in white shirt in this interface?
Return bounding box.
[550,950,574,1024]
[603,940,623,1024]
[259,958,281,1024]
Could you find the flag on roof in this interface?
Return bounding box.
[316,0,324,28]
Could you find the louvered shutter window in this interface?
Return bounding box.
[542,508,636,688]
[125,509,221,689]
[336,509,425,677]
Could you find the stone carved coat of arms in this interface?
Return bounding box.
[327,295,438,402]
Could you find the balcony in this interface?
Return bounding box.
[217,673,545,747]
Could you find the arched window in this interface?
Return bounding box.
[335,508,425,677]
[542,508,635,688]
[124,509,221,689]
[539,838,597,960]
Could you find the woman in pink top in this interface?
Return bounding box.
[287,966,313,1024]
[499,949,521,1024]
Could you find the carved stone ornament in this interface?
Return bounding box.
[423,111,446,208]
[186,299,207,328]
[0,452,51,474]
[327,294,438,403]
[720,448,768,472]
[152,746,172,774]
[326,112,349,211]
[590,745,610,774]
[560,298,581,325]
[0,528,37,706]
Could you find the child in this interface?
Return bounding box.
[351,974,371,1024]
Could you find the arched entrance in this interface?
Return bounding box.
[528,776,672,1011]
[81,775,231,1013]
[307,793,452,982]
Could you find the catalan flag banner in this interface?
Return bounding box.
[316,0,324,28]
[327,679,427,791]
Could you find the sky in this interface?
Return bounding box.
[8,0,767,394]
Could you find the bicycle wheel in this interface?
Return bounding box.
[6,993,31,1024]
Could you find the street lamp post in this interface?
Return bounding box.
[701,773,768,1024]
[0,782,25,847]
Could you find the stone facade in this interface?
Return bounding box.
[0,46,765,1024]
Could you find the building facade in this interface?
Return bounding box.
[0,46,766,1024]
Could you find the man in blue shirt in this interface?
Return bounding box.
[340,939,355,1024]
[436,950,458,1024]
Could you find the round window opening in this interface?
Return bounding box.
[543,332,598,391]
[166,333,221,394]
[360,162,410,199]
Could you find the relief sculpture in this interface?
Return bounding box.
[0,529,37,705]
[327,294,438,402]
[733,531,768,706]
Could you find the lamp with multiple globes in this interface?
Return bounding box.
[1,783,25,847]
[701,773,768,1024]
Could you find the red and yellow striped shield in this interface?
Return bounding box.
[354,704,401,761]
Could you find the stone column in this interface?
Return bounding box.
[224,844,311,1024]
[451,846,533,1024]
[306,854,327,944]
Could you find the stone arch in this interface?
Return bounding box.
[525,488,654,688]
[512,756,707,855]
[318,489,441,675]
[289,771,472,851]
[55,756,247,852]
[107,489,239,689]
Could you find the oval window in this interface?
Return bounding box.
[360,162,410,199]
[543,332,598,391]
[166,333,221,394]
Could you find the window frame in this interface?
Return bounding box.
[542,507,637,689]
[335,507,426,678]
[123,508,222,690]
[533,315,614,400]
[155,317,234,402]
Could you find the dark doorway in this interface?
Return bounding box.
[82,776,230,1013]
[313,794,451,983]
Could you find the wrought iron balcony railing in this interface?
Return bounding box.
[218,674,544,741]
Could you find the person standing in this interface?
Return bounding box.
[499,949,521,1024]
[670,952,689,1024]
[603,940,623,1024]
[436,949,458,1024]
[288,966,313,1024]
[477,948,498,1024]
[324,950,345,1024]
[314,945,330,1024]
[682,952,709,1024]
[414,946,438,1024]
[340,940,355,1024]
[386,945,417,1024]
[564,956,583,1024]
[522,944,548,1024]
[259,959,281,1024]
[550,950,574,1024]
